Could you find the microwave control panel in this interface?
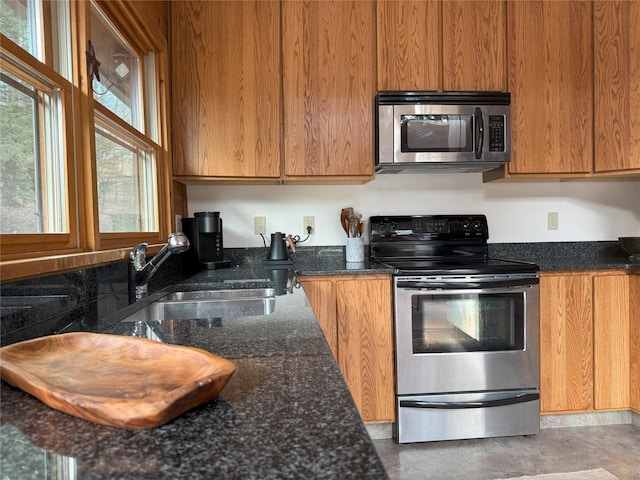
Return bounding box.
[488,115,505,152]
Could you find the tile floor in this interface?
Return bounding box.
[373,424,640,480]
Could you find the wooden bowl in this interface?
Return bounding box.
[0,332,235,429]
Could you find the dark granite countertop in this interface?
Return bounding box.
[487,241,640,272]
[0,274,389,479]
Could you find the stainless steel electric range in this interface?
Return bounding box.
[370,214,540,443]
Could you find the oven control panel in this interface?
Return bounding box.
[370,215,488,240]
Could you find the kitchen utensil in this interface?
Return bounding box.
[618,237,640,259]
[0,332,235,429]
[340,209,350,235]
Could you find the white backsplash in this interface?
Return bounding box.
[186,174,640,248]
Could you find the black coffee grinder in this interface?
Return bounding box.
[181,212,231,270]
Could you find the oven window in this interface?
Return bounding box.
[410,293,524,353]
[400,114,473,153]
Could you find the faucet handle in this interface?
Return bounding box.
[130,243,149,271]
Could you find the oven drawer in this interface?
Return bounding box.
[395,389,540,443]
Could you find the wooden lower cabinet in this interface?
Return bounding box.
[630,273,640,413]
[540,271,634,414]
[300,274,394,423]
[593,274,630,410]
[540,273,593,412]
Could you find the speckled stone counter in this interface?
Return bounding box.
[487,241,640,272]
[0,278,389,479]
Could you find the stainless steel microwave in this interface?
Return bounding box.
[376,91,511,173]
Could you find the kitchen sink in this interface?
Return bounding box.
[121,288,276,322]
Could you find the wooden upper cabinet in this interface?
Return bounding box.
[170,1,281,178]
[282,1,375,179]
[506,1,593,175]
[376,0,440,91]
[377,0,505,92]
[594,1,640,173]
[442,0,506,91]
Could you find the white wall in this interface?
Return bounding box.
[186,174,640,248]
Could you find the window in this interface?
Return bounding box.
[88,0,161,236]
[0,0,43,61]
[95,114,158,233]
[89,3,142,130]
[0,64,67,234]
[0,0,170,275]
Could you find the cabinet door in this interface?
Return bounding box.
[300,278,337,359]
[593,274,630,410]
[540,274,593,413]
[630,274,640,413]
[336,276,393,423]
[282,1,375,179]
[376,0,440,91]
[594,1,640,173]
[442,1,506,91]
[507,1,592,175]
[171,1,281,178]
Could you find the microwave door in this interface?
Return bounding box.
[401,114,473,154]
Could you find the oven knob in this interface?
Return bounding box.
[472,220,483,232]
[462,220,471,232]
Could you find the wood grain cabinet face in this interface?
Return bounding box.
[336,277,394,423]
[506,1,593,175]
[300,278,338,359]
[376,0,506,92]
[630,274,640,413]
[170,1,282,178]
[442,0,506,91]
[376,0,440,91]
[540,271,634,414]
[301,275,394,423]
[540,273,593,413]
[593,274,630,410]
[594,1,640,173]
[282,1,376,179]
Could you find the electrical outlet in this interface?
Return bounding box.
[254,216,266,235]
[303,216,315,234]
[547,212,559,230]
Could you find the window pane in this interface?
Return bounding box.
[95,121,158,233]
[0,67,67,233]
[0,0,43,61]
[90,3,142,130]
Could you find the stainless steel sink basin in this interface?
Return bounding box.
[121,288,275,322]
[160,289,275,302]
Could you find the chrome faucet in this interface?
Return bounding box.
[128,232,190,302]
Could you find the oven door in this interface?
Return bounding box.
[394,274,539,395]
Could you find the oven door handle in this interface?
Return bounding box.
[397,278,539,290]
[399,393,539,410]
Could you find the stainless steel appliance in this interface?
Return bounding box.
[370,214,540,443]
[376,92,510,173]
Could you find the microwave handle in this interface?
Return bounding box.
[474,107,484,159]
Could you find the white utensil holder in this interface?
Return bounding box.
[345,237,364,263]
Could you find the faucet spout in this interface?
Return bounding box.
[129,233,190,302]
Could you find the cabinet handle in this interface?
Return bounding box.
[475,107,484,159]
